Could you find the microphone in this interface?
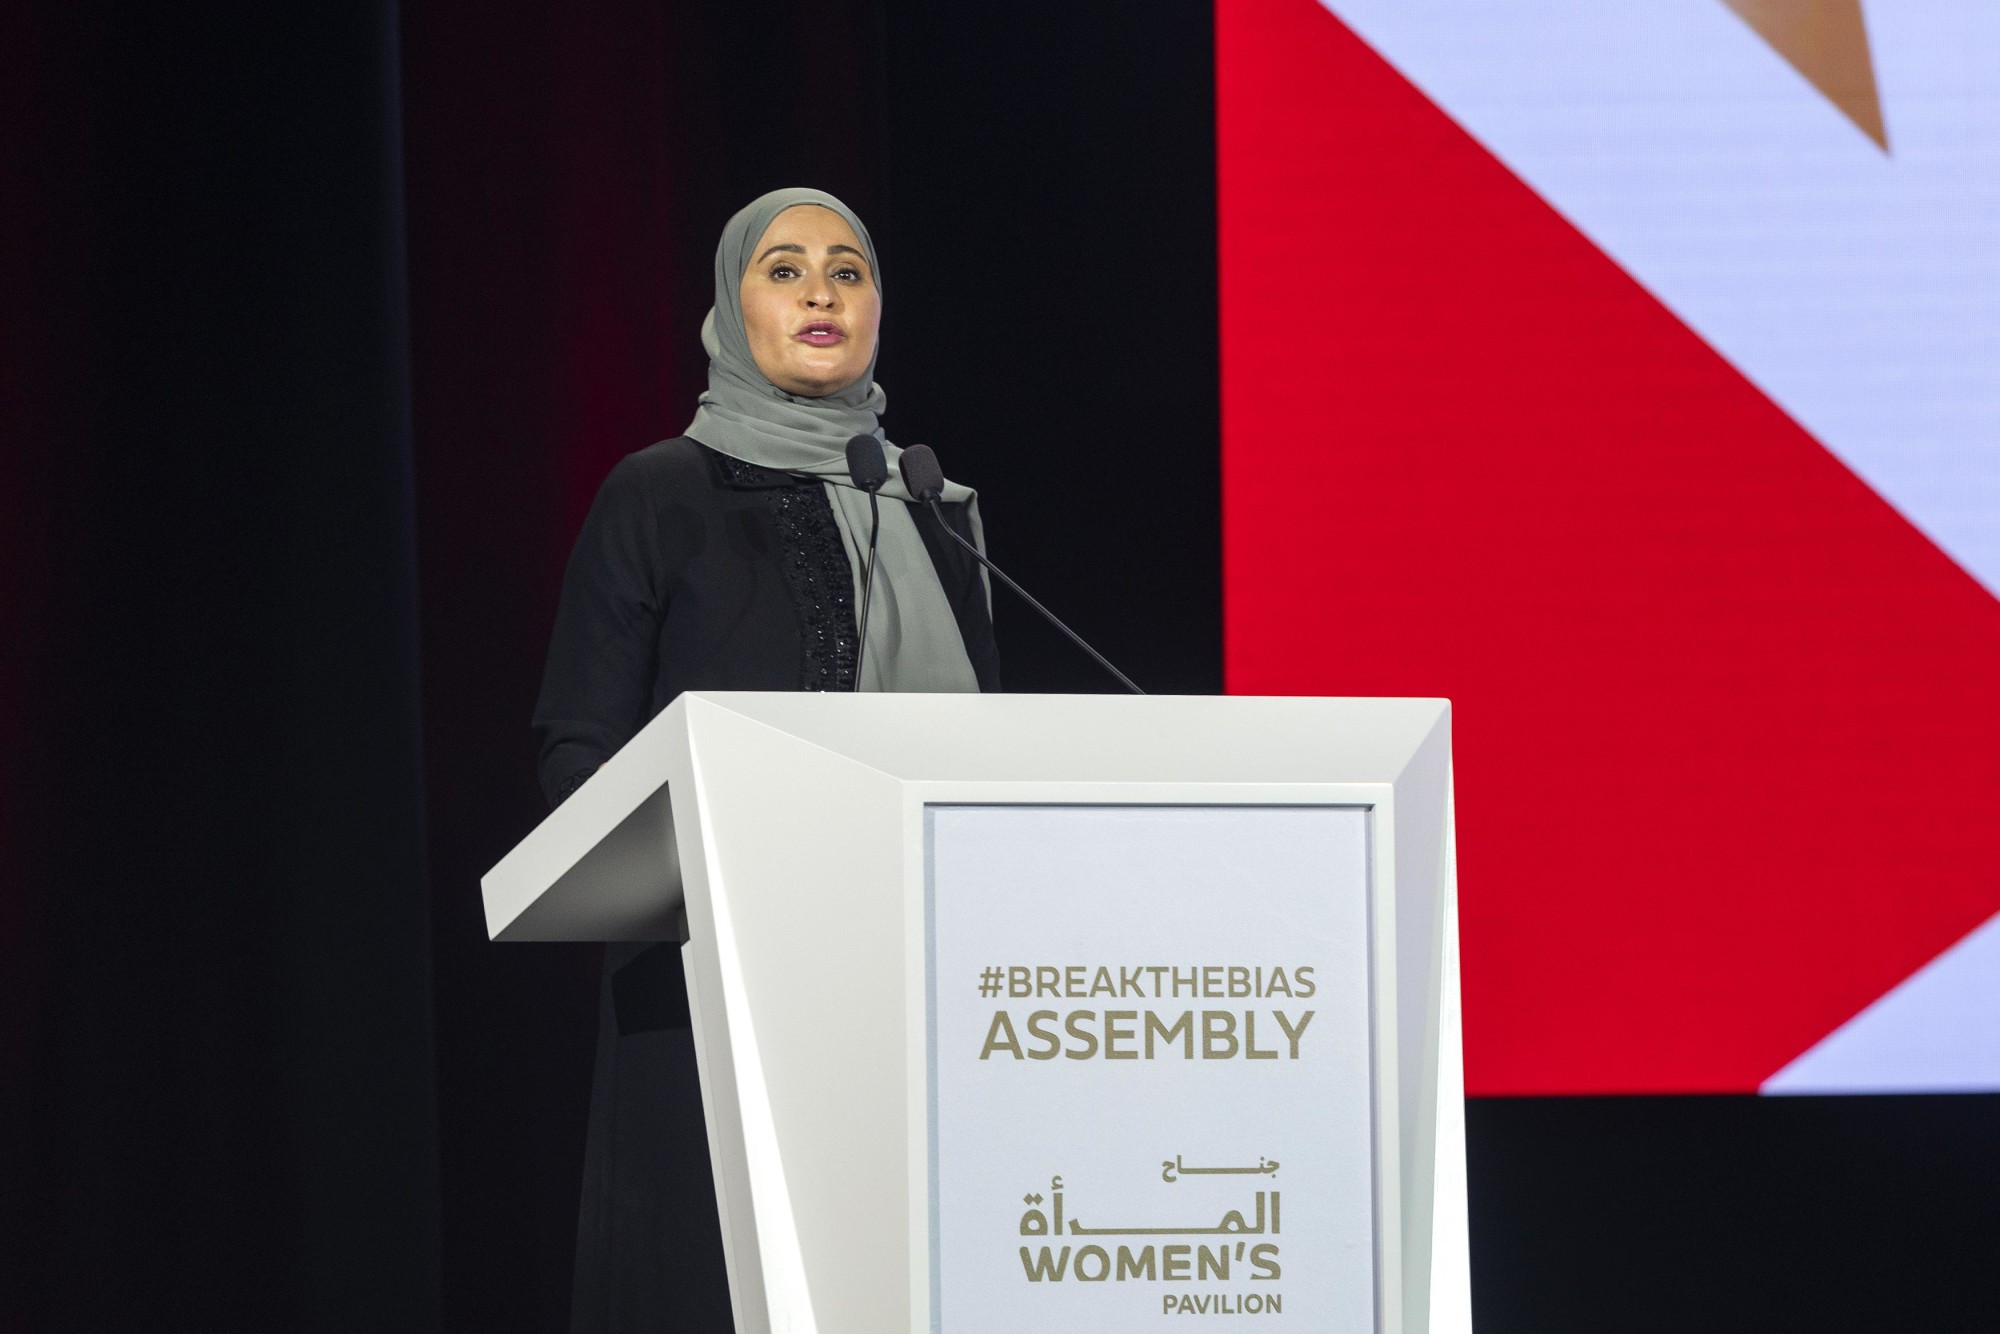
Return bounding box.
[897,444,1144,695]
[844,434,889,691]
[844,432,890,492]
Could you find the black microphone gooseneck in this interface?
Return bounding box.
[896,443,1144,695]
[843,434,891,691]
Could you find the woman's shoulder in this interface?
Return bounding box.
[606,436,715,490]
[606,436,796,496]
[591,438,741,518]
[575,439,723,541]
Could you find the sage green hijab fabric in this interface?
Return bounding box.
[685,187,982,693]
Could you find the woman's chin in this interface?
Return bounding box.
[772,365,864,398]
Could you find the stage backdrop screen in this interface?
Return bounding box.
[1217,0,2000,1097]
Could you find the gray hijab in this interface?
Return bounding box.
[685,187,982,693]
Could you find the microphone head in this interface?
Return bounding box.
[898,443,946,503]
[844,433,890,493]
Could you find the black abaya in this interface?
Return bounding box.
[533,437,998,1333]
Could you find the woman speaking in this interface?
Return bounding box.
[533,188,999,1329]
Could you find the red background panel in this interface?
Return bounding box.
[1217,0,2000,1094]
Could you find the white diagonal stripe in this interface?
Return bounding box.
[1762,910,2000,1094]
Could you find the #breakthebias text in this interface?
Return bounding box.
[974,963,1318,1063]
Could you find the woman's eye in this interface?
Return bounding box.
[835,267,862,282]
[769,264,799,280]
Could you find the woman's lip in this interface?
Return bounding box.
[795,323,845,346]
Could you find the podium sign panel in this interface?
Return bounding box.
[928,804,1378,1331]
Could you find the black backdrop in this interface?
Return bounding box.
[4,2,1996,1331]
[2,2,438,1328]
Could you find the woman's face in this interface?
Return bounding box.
[739,205,880,397]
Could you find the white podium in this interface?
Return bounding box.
[483,693,1468,1334]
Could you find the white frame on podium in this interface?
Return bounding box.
[481,692,1468,1334]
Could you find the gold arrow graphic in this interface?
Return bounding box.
[1722,0,1889,150]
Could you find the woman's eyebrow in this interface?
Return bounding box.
[755,242,865,264]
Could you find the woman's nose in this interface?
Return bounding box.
[803,273,838,308]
